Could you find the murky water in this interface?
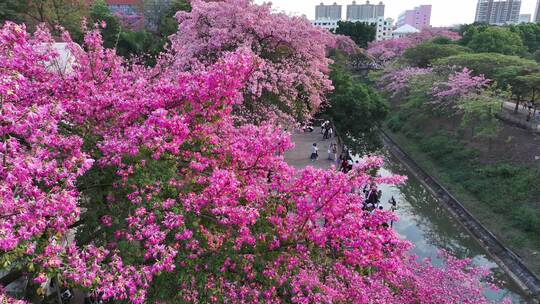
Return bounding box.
[364,150,531,303]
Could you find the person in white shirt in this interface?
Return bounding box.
[310,143,318,161]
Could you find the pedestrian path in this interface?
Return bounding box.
[284,127,340,170]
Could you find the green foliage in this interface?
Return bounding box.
[386,118,540,237]
[117,30,166,62]
[534,50,540,63]
[76,150,179,248]
[460,22,540,54]
[0,0,25,23]
[458,22,490,46]
[144,0,191,36]
[90,0,121,49]
[90,0,191,64]
[435,53,538,80]
[403,42,471,68]
[516,72,540,98]
[431,36,453,45]
[509,23,540,53]
[334,21,376,48]
[325,62,388,154]
[467,27,525,55]
[458,87,504,142]
[0,0,86,40]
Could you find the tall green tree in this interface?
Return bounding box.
[458,22,490,46]
[467,27,525,55]
[517,72,540,108]
[89,0,191,64]
[435,53,538,80]
[0,0,25,23]
[458,87,505,152]
[334,21,376,48]
[509,23,540,53]
[403,42,471,68]
[325,61,388,154]
[0,0,86,39]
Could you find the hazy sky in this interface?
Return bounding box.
[253,0,539,27]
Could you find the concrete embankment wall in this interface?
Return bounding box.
[380,129,540,302]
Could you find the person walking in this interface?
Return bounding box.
[389,196,397,227]
[331,143,338,162]
[310,143,318,162]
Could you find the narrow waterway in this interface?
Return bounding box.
[374,149,531,303]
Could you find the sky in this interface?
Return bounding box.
[253,0,539,27]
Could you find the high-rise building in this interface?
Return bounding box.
[396,5,432,29]
[474,0,521,25]
[534,0,540,23]
[315,2,342,20]
[346,1,385,21]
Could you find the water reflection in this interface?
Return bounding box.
[358,149,531,303]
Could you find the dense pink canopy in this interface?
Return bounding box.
[0,12,499,304]
[166,0,337,122]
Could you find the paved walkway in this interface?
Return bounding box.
[284,127,340,170]
[499,101,540,133]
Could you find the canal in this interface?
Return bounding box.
[374,149,531,303]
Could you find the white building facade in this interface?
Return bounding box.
[312,2,393,41]
[312,19,340,31]
[364,17,393,41]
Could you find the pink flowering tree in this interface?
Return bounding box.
[0,22,501,304]
[377,67,433,98]
[431,68,491,112]
[166,0,336,122]
[0,22,93,278]
[368,29,460,63]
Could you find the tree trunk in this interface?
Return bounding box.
[0,269,23,286]
[514,96,520,113]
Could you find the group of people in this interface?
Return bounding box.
[310,142,344,165]
[321,120,333,139]
[362,186,382,212]
[307,132,398,225]
[362,186,398,226]
[339,151,354,173]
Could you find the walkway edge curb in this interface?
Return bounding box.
[380,129,540,302]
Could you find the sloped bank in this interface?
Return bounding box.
[380,129,540,302]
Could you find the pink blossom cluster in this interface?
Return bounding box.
[368,28,460,63]
[432,67,491,99]
[334,34,361,55]
[377,67,433,98]
[0,10,498,304]
[167,0,337,122]
[0,23,93,257]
